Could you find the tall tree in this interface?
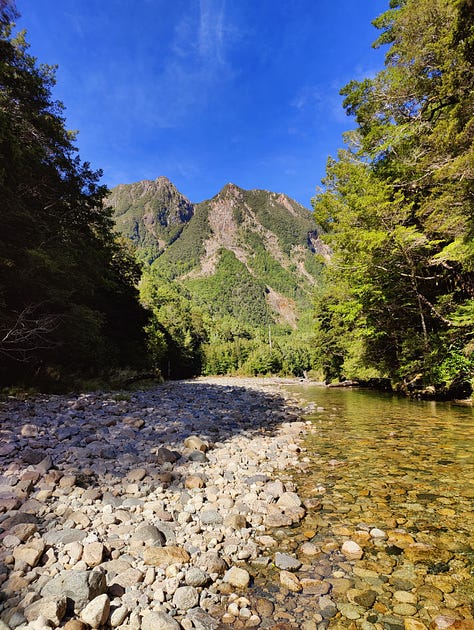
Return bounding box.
[0,2,147,385]
[313,0,474,394]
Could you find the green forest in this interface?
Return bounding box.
[1,0,473,398]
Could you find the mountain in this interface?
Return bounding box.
[108,176,194,257]
[108,178,328,328]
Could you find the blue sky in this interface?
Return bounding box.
[16,0,388,207]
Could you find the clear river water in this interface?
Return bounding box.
[254,385,474,629]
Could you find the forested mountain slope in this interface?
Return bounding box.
[109,178,327,328]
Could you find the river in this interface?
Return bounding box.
[253,385,474,629]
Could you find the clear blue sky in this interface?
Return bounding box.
[16,0,388,207]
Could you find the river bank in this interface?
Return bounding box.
[0,377,314,630]
[1,377,473,630]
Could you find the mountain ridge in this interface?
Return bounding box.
[108,177,328,328]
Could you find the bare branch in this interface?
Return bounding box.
[0,304,61,362]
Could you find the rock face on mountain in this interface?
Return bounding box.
[108,179,327,327]
[109,176,194,254]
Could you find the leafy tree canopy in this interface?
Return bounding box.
[312,0,474,395]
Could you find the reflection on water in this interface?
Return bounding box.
[278,386,474,628]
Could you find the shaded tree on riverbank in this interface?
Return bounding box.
[0,2,148,387]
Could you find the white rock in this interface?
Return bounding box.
[80,594,110,628]
[223,566,251,588]
[341,540,364,560]
[110,605,129,627]
[141,610,181,630]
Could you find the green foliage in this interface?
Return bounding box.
[243,346,283,376]
[152,203,211,278]
[312,0,474,394]
[243,189,315,256]
[185,249,272,328]
[202,338,254,375]
[140,271,206,378]
[0,5,148,386]
[434,351,474,388]
[249,240,307,301]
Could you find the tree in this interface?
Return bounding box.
[0,3,147,385]
[140,270,206,378]
[313,0,474,393]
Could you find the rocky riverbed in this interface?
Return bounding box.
[0,377,473,630]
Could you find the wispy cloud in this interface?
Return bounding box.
[198,0,226,64]
[142,0,236,128]
[290,83,346,129]
[291,86,323,112]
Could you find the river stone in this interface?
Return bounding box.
[276,491,302,510]
[43,528,87,545]
[393,603,418,616]
[132,524,166,545]
[319,596,338,619]
[156,447,180,464]
[300,542,319,556]
[185,607,220,630]
[274,552,302,571]
[285,505,306,523]
[256,598,274,617]
[388,531,415,548]
[110,567,144,588]
[351,589,377,608]
[185,567,209,587]
[126,467,147,482]
[24,596,67,625]
[143,545,190,567]
[0,443,16,456]
[110,605,129,627]
[338,603,361,620]
[380,615,405,630]
[172,586,199,610]
[188,450,208,462]
[430,616,457,629]
[245,474,269,485]
[404,543,453,564]
[199,551,228,575]
[13,538,45,567]
[300,578,331,595]
[199,509,223,525]
[141,610,181,630]
[394,591,417,604]
[184,436,209,452]
[264,479,285,498]
[41,569,107,612]
[329,577,354,596]
[264,511,292,527]
[404,621,428,630]
[223,513,247,529]
[79,594,110,628]
[223,567,250,588]
[9,522,37,542]
[279,570,302,592]
[82,542,104,567]
[185,475,205,489]
[341,540,364,560]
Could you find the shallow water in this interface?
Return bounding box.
[255,386,474,629]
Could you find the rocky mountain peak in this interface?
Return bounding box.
[107,176,194,252]
[109,176,324,328]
